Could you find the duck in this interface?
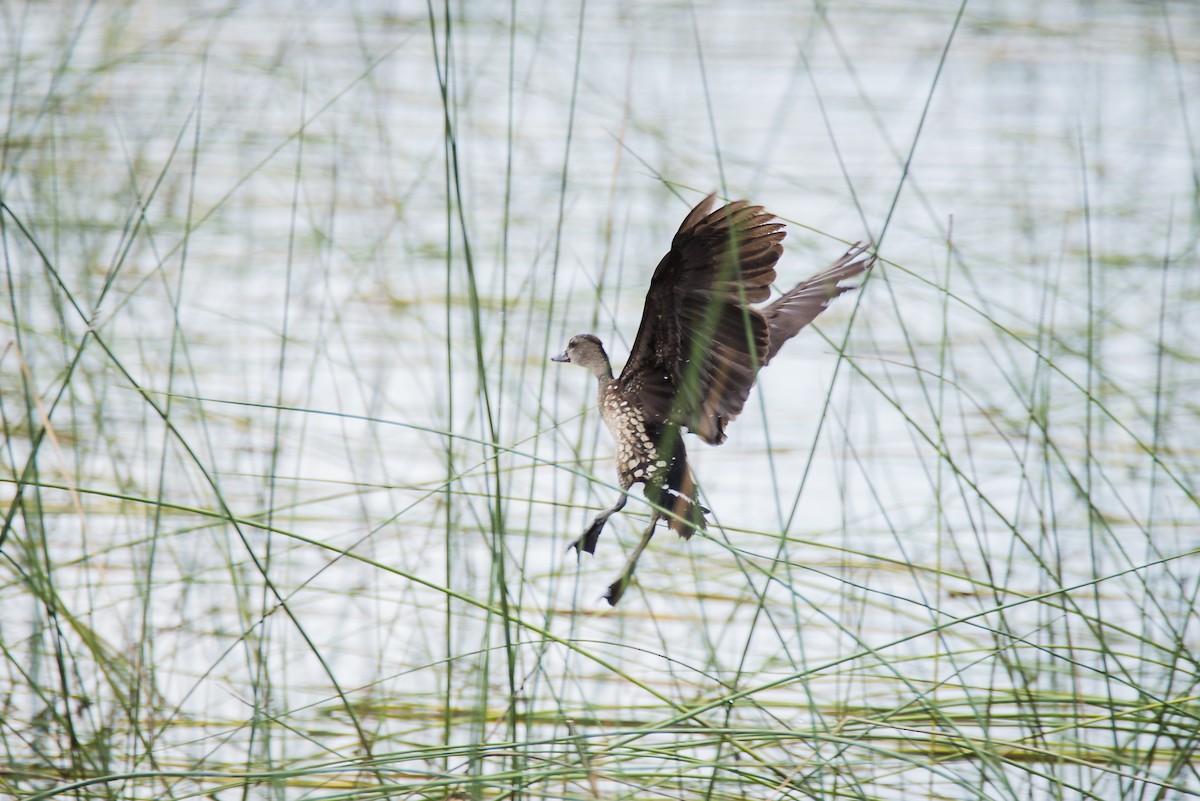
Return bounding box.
[553,192,875,605]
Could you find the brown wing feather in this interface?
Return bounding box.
[619,193,786,445]
[761,241,876,364]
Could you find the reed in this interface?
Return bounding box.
[1,2,1197,800]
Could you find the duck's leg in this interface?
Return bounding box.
[603,515,659,606]
[568,494,627,556]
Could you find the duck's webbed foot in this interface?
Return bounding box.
[604,516,659,606]
[568,494,627,556]
[604,575,631,606]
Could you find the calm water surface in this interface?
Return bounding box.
[2,1,1198,798]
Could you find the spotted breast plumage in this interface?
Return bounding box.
[553,192,875,605]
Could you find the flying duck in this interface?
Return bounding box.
[553,192,875,604]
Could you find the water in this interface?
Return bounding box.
[2,1,1199,798]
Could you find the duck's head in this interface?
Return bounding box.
[552,333,612,379]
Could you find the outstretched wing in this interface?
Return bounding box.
[619,193,785,445]
[761,241,876,364]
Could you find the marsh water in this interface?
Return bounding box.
[3,1,1199,799]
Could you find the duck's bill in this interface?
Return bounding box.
[550,351,570,363]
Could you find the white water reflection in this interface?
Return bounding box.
[2,1,1198,798]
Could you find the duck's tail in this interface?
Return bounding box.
[664,464,708,540]
[646,431,708,539]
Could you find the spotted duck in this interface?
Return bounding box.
[553,192,875,604]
